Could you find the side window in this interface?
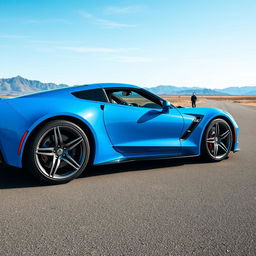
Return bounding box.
[72,89,108,102]
[107,89,162,109]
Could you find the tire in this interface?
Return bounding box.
[25,120,90,184]
[201,118,233,162]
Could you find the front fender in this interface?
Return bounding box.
[178,107,239,155]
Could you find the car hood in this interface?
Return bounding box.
[177,107,223,116]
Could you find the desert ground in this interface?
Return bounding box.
[162,95,205,107]
[163,95,256,107]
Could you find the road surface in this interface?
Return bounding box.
[0,101,255,256]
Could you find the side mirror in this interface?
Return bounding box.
[162,100,171,112]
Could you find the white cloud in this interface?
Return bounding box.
[25,18,71,25]
[57,46,126,53]
[113,56,153,63]
[105,5,144,14]
[80,11,136,28]
[55,46,152,64]
[30,39,66,45]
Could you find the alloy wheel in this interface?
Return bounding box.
[206,120,232,160]
[35,125,87,180]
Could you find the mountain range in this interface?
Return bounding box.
[146,85,256,95]
[1,76,256,96]
[0,76,68,96]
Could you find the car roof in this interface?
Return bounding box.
[73,83,140,90]
[9,83,141,99]
[60,83,141,95]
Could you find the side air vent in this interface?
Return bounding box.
[181,115,203,140]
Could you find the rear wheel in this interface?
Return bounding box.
[202,118,233,161]
[25,120,90,184]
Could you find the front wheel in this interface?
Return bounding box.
[25,120,90,184]
[202,118,233,161]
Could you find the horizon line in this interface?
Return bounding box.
[0,75,256,90]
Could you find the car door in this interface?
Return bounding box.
[103,88,184,157]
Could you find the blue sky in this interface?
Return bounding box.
[0,0,256,88]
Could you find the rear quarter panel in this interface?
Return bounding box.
[0,100,29,166]
[2,94,122,167]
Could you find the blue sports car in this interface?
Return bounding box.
[0,83,239,184]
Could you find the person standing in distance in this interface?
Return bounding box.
[191,92,197,108]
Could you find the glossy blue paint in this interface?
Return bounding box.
[0,83,239,168]
[104,103,184,156]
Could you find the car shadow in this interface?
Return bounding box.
[0,157,210,189]
[83,157,204,178]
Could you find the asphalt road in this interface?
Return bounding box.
[0,101,255,256]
